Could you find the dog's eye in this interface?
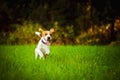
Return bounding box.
[50,34,52,36]
[45,33,47,35]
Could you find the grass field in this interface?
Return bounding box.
[0,45,120,80]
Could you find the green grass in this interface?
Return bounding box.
[0,45,120,80]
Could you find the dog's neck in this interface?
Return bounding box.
[41,37,50,45]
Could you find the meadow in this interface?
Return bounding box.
[0,45,120,80]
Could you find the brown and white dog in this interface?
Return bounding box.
[35,28,54,60]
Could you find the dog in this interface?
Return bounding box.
[35,28,54,60]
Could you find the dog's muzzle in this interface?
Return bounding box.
[47,37,50,41]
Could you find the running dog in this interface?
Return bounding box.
[35,28,54,60]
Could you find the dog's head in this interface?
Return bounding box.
[35,28,54,43]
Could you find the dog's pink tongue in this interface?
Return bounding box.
[46,41,49,45]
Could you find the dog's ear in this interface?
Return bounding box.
[50,28,54,34]
[35,31,41,37]
[39,28,44,32]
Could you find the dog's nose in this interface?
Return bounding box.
[47,37,50,40]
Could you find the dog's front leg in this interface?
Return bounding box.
[44,51,50,59]
[38,51,44,59]
[35,48,44,60]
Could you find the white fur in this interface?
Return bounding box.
[35,32,41,37]
[35,32,51,60]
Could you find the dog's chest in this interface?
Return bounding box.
[39,41,50,53]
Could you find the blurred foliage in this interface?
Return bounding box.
[0,0,120,45]
[0,21,41,45]
[0,20,120,45]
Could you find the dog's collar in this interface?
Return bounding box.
[41,39,50,45]
[42,40,47,44]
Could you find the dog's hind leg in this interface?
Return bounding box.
[35,49,38,60]
[35,53,38,60]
